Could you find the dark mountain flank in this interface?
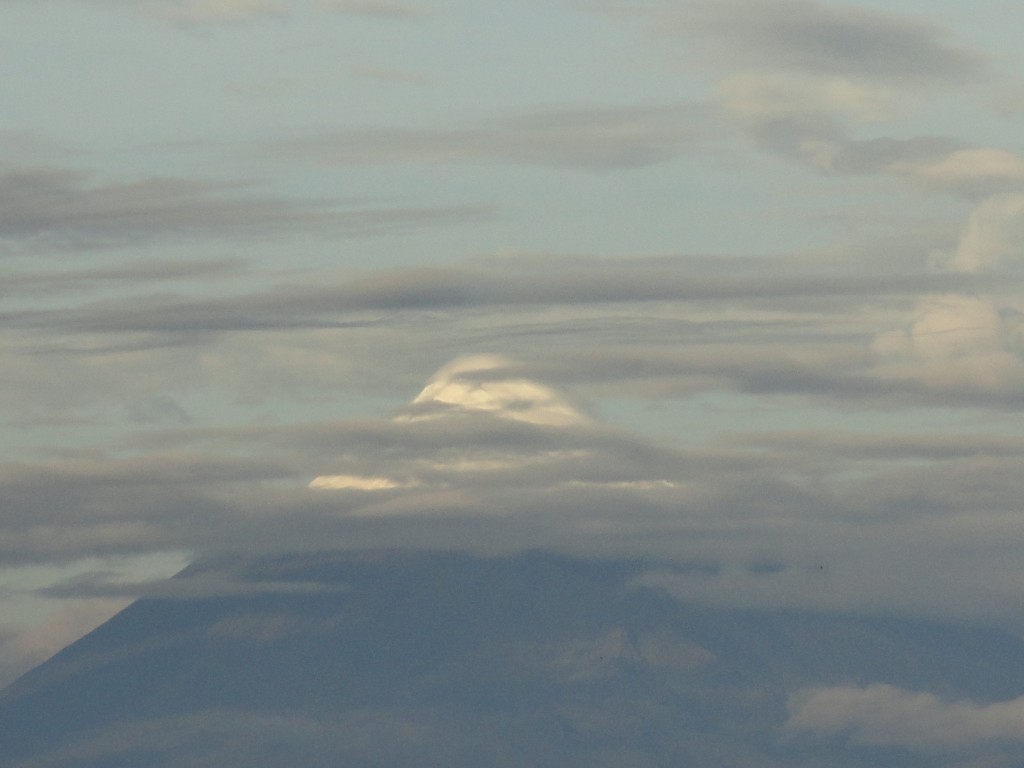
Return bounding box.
[3,550,1024,767]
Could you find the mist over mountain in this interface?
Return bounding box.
[4,549,1024,768]
[6,359,1024,767]
[7,1,1024,766]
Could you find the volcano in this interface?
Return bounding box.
[2,549,1024,767]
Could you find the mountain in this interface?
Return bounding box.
[2,549,1024,767]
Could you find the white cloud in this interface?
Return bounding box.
[400,354,589,427]
[708,64,955,176]
[310,355,592,492]
[308,356,686,496]
[719,72,911,126]
[897,149,1024,199]
[952,193,1024,272]
[871,188,1024,397]
[562,479,678,490]
[308,474,410,490]
[873,294,1024,395]
[788,683,1024,749]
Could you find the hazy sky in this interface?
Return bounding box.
[4,0,1024,682]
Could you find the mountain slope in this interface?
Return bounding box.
[2,550,1024,767]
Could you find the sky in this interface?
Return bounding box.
[3,0,1024,686]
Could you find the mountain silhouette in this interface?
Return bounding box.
[2,549,1024,767]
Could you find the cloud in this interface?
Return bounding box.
[895,149,1024,199]
[316,0,424,17]
[718,71,909,125]
[38,571,346,600]
[670,0,979,159]
[4,256,979,335]
[122,394,193,426]
[6,352,1024,626]
[668,0,982,83]
[0,257,245,295]
[0,599,128,687]
[0,167,483,249]
[400,355,590,427]
[310,356,591,491]
[133,0,426,25]
[712,71,970,175]
[143,0,290,24]
[0,453,295,563]
[787,683,1024,750]
[951,193,1024,272]
[348,65,429,85]
[0,355,693,564]
[638,0,1024,198]
[4,0,1024,720]
[309,474,412,490]
[714,71,1022,194]
[870,190,1024,398]
[721,430,1024,463]
[3,249,1012,432]
[873,294,1024,396]
[278,104,713,170]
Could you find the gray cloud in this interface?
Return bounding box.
[0,598,129,689]
[0,452,295,563]
[0,167,484,249]
[38,571,346,601]
[5,383,1024,627]
[710,71,1004,186]
[3,257,986,334]
[721,430,1024,463]
[668,0,983,83]
[122,394,192,426]
[4,250,1019,423]
[278,104,714,170]
[635,0,1024,199]
[77,0,429,26]
[317,0,426,17]
[0,258,247,300]
[799,135,963,176]
[732,116,1024,198]
[3,0,1024,725]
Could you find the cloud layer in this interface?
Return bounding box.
[4,0,1024,700]
[789,684,1024,750]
